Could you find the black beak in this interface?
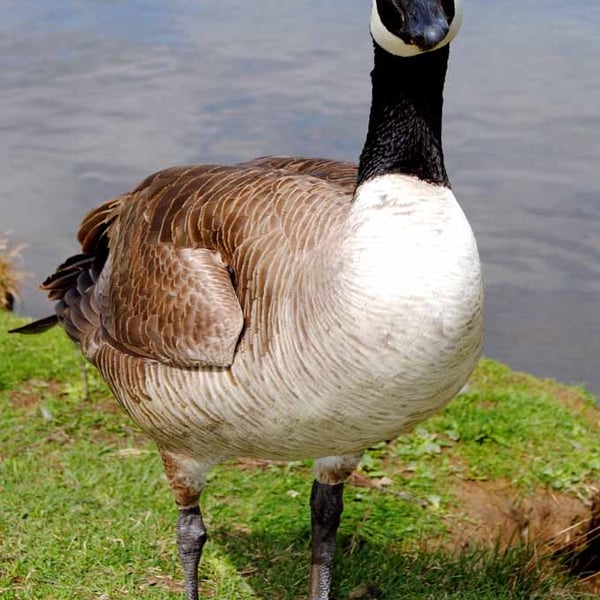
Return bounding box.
[406,2,450,50]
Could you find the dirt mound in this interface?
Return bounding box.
[448,479,600,593]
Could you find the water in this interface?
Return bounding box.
[1,0,599,394]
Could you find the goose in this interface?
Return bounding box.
[12,0,483,598]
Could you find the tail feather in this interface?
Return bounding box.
[41,255,94,292]
[9,196,120,344]
[9,315,58,335]
[56,253,96,272]
[76,270,94,295]
[90,256,104,283]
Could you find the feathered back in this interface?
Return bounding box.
[13,158,358,369]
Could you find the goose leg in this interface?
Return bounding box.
[308,455,361,600]
[308,480,344,600]
[160,450,211,600]
[177,505,206,600]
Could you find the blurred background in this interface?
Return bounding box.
[1,0,599,394]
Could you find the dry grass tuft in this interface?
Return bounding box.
[551,490,600,595]
[0,233,24,311]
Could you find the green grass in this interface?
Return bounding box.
[386,358,599,499]
[1,311,598,599]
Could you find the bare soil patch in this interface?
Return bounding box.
[447,479,600,594]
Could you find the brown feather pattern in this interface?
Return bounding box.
[35,158,356,371]
[19,154,482,462]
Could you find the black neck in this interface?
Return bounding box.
[357,43,450,187]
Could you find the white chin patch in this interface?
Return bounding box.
[370,0,462,57]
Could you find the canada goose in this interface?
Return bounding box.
[12,0,483,598]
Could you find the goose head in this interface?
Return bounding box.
[371,0,462,57]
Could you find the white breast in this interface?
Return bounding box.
[338,173,483,388]
[114,174,483,461]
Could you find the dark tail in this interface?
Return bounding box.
[9,196,118,342]
[9,315,58,334]
[9,249,105,342]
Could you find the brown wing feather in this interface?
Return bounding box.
[102,162,352,366]
[241,156,357,192]
[17,158,354,368]
[78,196,122,253]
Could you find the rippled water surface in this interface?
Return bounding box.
[2,0,599,393]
